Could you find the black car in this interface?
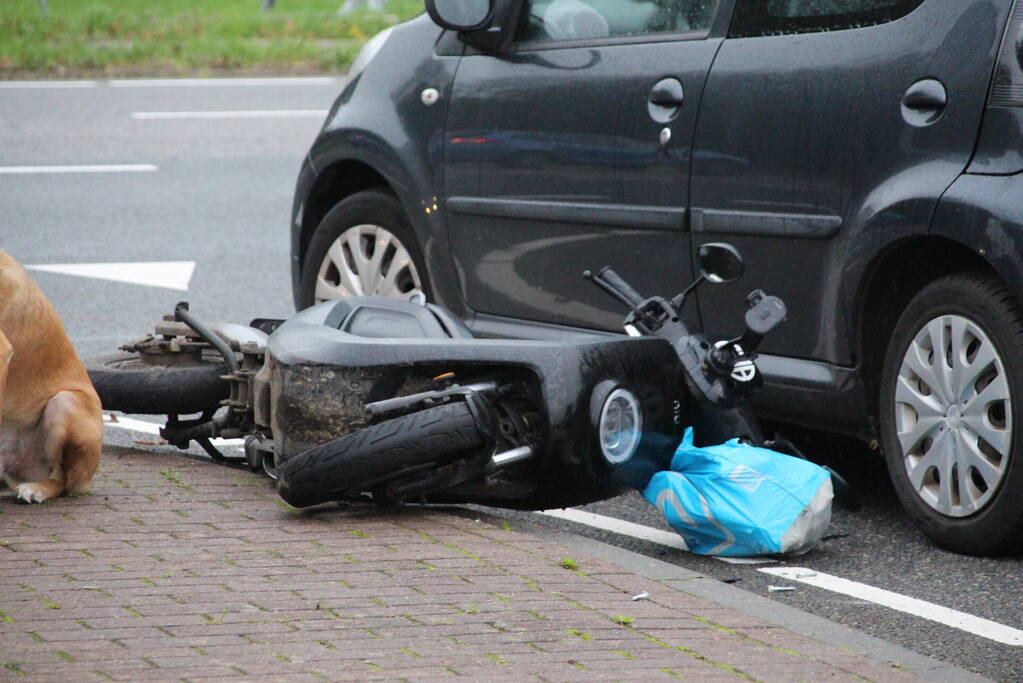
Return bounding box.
[290,0,1023,555]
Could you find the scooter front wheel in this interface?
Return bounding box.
[276,401,486,508]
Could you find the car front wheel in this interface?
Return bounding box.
[879,272,1023,555]
[299,190,429,309]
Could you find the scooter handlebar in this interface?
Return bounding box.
[584,267,645,309]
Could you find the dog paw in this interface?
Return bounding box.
[13,484,50,504]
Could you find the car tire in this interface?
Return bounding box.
[298,190,430,309]
[85,351,229,416]
[879,272,1023,555]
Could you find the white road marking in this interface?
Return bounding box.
[0,164,157,174]
[0,80,98,89]
[760,567,1023,646]
[540,508,689,551]
[715,556,780,565]
[104,414,244,448]
[109,77,340,88]
[0,77,339,89]
[25,261,194,291]
[131,109,327,120]
[538,508,779,564]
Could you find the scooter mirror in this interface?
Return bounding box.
[698,243,744,284]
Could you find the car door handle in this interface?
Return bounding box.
[648,78,684,123]
[901,79,947,127]
[902,80,947,109]
[649,79,685,107]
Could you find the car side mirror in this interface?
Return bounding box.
[426,0,493,31]
[698,243,744,284]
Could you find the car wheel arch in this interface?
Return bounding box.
[299,160,392,277]
[296,157,469,317]
[853,235,995,423]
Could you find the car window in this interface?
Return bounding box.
[730,0,926,37]
[517,0,718,43]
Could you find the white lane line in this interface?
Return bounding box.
[104,414,244,448]
[540,508,689,551]
[538,508,779,564]
[540,509,777,564]
[131,110,327,120]
[0,164,157,174]
[760,567,1023,646]
[26,261,194,291]
[0,80,98,89]
[109,77,339,88]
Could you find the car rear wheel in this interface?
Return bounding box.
[879,272,1023,555]
[299,190,429,309]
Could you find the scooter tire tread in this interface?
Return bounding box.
[276,401,485,507]
[85,351,229,415]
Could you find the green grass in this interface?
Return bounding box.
[0,0,424,77]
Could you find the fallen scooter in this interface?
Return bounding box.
[88,243,850,512]
[272,241,826,510]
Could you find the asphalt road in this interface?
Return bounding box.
[2,79,1021,682]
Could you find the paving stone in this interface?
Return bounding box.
[0,446,930,681]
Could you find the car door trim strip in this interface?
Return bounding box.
[447,197,687,231]
[691,208,842,239]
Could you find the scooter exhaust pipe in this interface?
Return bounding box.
[491,445,533,467]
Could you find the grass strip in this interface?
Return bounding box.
[1,0,422,77]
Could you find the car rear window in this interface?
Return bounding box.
[729,0,926,37]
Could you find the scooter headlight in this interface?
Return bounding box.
[598,388,642,465]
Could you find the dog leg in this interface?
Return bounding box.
[13,390,102,504]
[0,330,11,428]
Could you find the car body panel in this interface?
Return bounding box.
[691,0,1011,364]
[968,107,1023,175]
[932,172,1023,300]
[443,21,724,329]
[290,15,470,317]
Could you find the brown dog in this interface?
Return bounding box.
[0,250,102,503]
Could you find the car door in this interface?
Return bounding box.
[444,0,725,331]
[690,0,1007,362]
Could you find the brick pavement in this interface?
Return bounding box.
[0,445,929,681]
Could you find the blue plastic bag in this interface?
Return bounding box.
[643,428,833,557]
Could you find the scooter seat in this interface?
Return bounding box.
[324,297,474,340]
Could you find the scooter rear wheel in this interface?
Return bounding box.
[85,351,229,415]
[276,401,486,508]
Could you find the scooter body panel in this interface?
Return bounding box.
[266,300,686,509]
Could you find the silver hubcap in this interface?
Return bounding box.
[894,314,1011,517]
[314,224,423,303]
